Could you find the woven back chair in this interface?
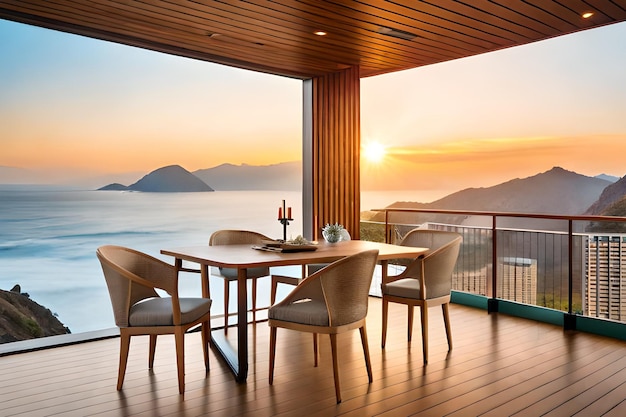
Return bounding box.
[268,249,378,404]
[209,229,271,332]
[97,245,211,394]
[381,229,462,363]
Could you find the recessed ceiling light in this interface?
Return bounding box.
[314,31,327,36]
[582,12,594,19]
[378,27,417,41]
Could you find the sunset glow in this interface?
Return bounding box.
[362,141,387,164]
[1,20,625,191]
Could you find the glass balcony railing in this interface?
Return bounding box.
[361,208,626,331]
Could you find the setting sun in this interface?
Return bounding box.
[363,141,387,163]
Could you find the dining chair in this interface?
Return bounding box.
[209,229,271,332]
[270,229,352,305]
[381,229,462,363]
[96,245,211,394]
[268,249,378,404]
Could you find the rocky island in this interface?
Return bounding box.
[99,164,214,192]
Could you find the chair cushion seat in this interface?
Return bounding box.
[269,299,329,326]
[216,266,270,280]
[383,278,421,299]
[129,297,212,326]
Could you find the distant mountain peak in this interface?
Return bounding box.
[595,173,620,183]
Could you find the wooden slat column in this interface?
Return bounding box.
[303,66,361,240]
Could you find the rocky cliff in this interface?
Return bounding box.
[0,286,70,344]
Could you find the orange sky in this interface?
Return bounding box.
[1,20,625,191]
[360,134,626,193]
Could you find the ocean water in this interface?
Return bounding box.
[0,187,430,334]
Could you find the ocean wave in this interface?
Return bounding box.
[54,230,167,240]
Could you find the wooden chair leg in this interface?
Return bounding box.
[224,280,229,334]
[313,333,318,367]
[359,326,373,383]
[408,305,414,342]
[271,275,301,305]
[329,333,342,404]
[381,297,388,348]
[175,327,185,394]
[269,326,277,384]
[202,321,210,372]
[443,303,453,351]
[117,332,131,390]
[421,305,429,364]
[148,334,157,368]
[270,277,278,305]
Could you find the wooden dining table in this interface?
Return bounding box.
[161,239,428,382]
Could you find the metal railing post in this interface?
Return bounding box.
[564,219,576,330]
[384,210,390,243]
[488,214,499,313]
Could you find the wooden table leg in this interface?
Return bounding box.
[236,267,248,381]
[200,264,210,298]
[208,267,249,383]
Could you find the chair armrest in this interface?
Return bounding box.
[382,255,424,285]
[271,275,301,285]
[272,268,325,308]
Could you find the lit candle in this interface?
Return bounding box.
[278,207,282,219]
[287,207,292,219]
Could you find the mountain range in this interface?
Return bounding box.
[388,167,610,214]
[193,161,300,190]
[98,162,300,192]
[96,164,626,221]
[363,167,626,229]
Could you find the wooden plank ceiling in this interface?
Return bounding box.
[1,0,626,79]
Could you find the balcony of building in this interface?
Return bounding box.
[3,209,626,415]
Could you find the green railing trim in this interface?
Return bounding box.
[452,293,562,325]
[497,300,564,326]
[451,292,626,340]
[575,316,626,341]
[451,292,563,326]
[450,290,489,309]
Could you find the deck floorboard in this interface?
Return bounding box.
[1,299,626,416]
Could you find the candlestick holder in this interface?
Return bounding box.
[277,199,293,241]
[278,216,293,242]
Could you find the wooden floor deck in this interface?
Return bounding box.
[2,298,626,416]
